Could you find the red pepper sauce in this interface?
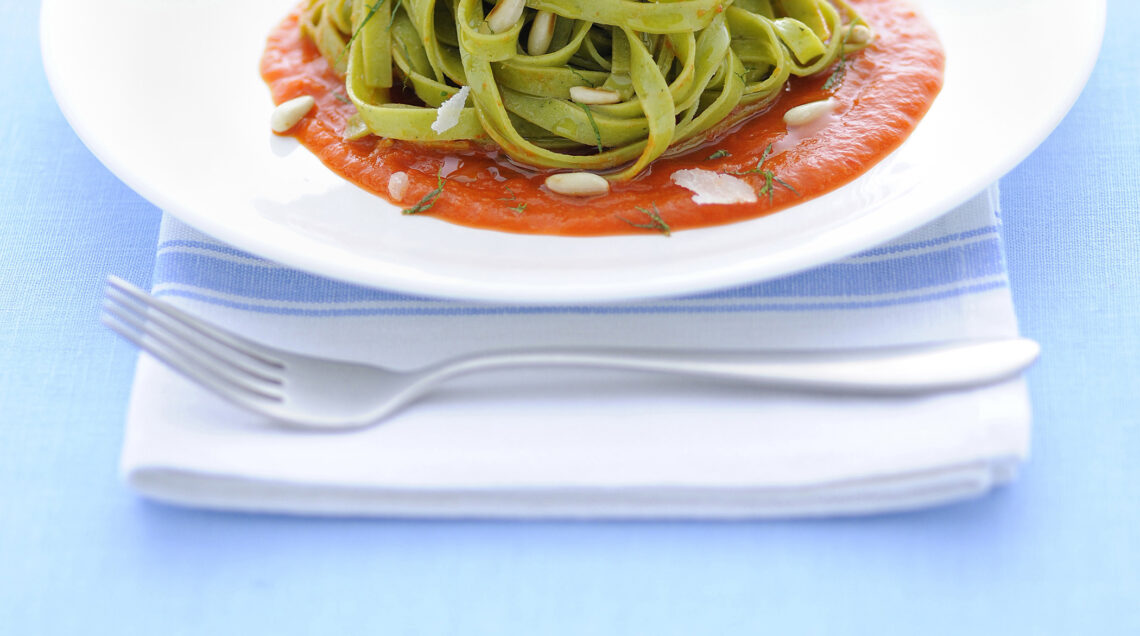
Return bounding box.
[260,0,944,236]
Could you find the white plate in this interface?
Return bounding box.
[42,0,1103,304]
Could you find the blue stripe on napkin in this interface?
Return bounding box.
[149,280,1007,318]
[151,190,1007,316]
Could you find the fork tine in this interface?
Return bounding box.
[105,288,283,386]
[102,314,283,411]
[102,304,284,402]
[105,275,284,369]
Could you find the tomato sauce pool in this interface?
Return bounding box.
[260,0,943,236]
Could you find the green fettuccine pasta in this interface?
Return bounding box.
[301,0,869,181]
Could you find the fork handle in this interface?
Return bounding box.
[422,339,1039,394]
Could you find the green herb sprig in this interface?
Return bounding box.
[388,0,403,27]
[576,103,604,154]
[730,143,774,176]
[619,203,671,236]
[707,149,730,160]
[730,143,800,204]
[822,27,849,92]
[337,0,387,67]
[403,172,445,215]
[497,184,517,201]
[497,184,527,215]
[569,68,596,88]
[757,172,800,204]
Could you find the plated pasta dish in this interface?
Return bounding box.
[262,0,943,235]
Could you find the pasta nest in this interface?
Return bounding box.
[304,0,868,180]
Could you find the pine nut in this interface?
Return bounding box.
[569,86,621,105]
[527,11,557,56]
[270,95,316,133]
[783,98,835,127]
[847,24,873,45]
[388,171,409,201]
[545,172,610,197]
[486,0,525,34]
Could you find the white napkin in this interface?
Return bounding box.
[120,186,1030,518]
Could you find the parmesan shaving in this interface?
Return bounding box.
[431,86,470,135]
[670,168,758,205]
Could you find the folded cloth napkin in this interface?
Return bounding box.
[120,185,1030,518]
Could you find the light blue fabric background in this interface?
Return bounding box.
[2,1,1137,633]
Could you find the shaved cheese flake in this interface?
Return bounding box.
[431,86,470,135]
[670,169,758,205]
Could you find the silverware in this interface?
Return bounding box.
[102,275,1040,431]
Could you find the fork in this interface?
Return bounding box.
[101,275,1040,431]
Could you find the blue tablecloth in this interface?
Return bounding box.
[2,2,1137,633]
